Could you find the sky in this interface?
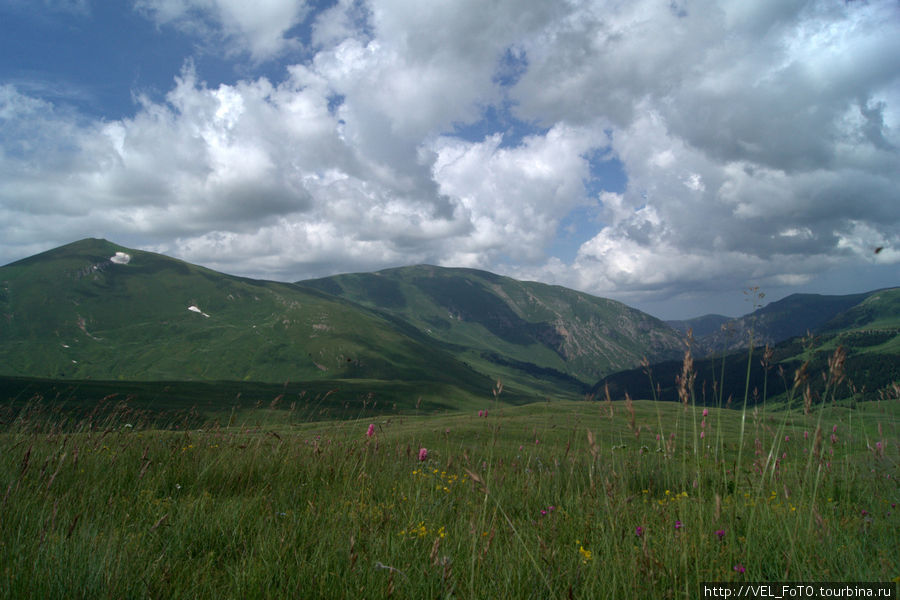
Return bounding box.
[0,0,898,320]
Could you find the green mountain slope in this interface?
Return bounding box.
[299,265,685,390]
[0,239,491,399]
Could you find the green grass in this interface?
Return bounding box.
[1,383,897,598]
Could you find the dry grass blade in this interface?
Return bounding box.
[464,468,488,495]
[150,513,169,532]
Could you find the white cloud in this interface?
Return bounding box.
[0,0,898,317]
[135,0,309,60]
[431,124,602,266]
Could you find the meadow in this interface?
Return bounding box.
[1,357,898,598]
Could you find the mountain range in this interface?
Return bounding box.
[1,239,897,406]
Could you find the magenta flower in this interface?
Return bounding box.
[702,408,709,417]
[716,529,725,540]
[804,430,809,439]
[635,526,644,537]
[734,564,745,574]
[833,424,838,433]
[366,423,375,438]
[478,410,483,417]
[418,447,428,461]
[675,520,682,530]
[785,435,790,442]
[700,431,705,439]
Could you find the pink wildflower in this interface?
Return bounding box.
[700,431,705,439]
[366,424,375,438]
[716,529,725,540]
[675,520,682,530]
[635,526,644,537]
[702,408,709,417]
[734,564,745,574]
[833,424,838,433]
[418,447,428,461]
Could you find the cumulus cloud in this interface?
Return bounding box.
[504,0,900,306]
[135,0,310,61]
[0,0,898,316]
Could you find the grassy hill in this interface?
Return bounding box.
[0,239,499,406]
[299,265,685,392]
[2,239,684,407]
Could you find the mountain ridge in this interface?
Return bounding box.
[0,239,681,402]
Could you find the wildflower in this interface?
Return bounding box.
[366,424,375,438]
[804,431,809,439]
[716,529,725,540]
[702,408,709,417]
[700,431,705,439]
[833,424,838,434]
[675,520,682,530]
[578,544,593,563]
[734,564,746,574]
[635,526,644,537]
[418,447,428,461]
[785,435,790,442]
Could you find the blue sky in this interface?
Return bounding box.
[0,0,898,319]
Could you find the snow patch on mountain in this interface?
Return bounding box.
[188,305,210,317]
[110,252,131,264]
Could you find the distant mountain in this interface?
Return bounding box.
[666,314,730,339]
[686,291,896,354]
[0,239,684,404]
[299,265,685,391]
[597,289,900,406]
